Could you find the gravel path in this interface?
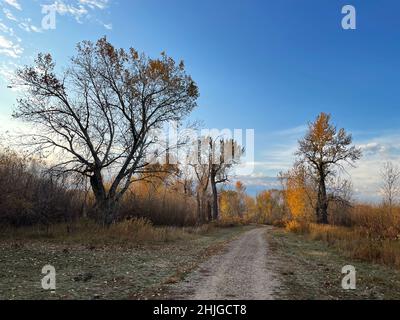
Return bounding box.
[167,227,281,300]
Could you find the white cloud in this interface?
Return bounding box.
[2,8,18,21]
[0,34,23,57]
[45,0,110,23]
[18,19,42,33]
[103,22,112,30]
[0,21,14,35]
[3,0,21,11]
[79,0,109,10]
[50,2,88,22]
[346,133,400,201]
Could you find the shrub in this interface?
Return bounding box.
[0,149,82,227]
[0,218,194,244]
[285,220,310,234]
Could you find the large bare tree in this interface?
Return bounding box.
[296,113,361,224]
[13,37,199,225]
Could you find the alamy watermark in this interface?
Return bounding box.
[40,4,357,32]
[342,5,357,30]
[41,4,57,30]
[341,265,356,290]
[145,121,256,176]
[41,265,56,291]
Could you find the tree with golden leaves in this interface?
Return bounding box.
[296,113,361,224]
[284,164,316,223]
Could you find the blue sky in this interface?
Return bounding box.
[1,0,400,201]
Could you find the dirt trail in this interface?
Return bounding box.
[167,227,281,300]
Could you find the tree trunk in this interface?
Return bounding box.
[97,198,118,226]
[206,199,212,222]
[196,191,203,224]
[90,173,118,226]
[210,174,219,221]
[316,174,329,224]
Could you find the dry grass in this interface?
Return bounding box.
[0,224,251,300]
[350,204,400,240]
[283,203,400,269]
[215,215,253,228]
[285,220,311,234]
[287,222,400,269]
[0,218,216,246]
[267,227,400,300]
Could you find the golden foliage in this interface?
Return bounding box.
[284,165,315,224]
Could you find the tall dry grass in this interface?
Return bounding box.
[0,218,215,245]
[285,204,400,269]
[120,188,197,227]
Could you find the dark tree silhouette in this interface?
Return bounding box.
[13,37,199,225]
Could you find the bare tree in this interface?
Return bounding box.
[190,137,242,222]
[296,113,361,224]
[208,138,242,220]
[380,161,400,214]
[191,139,211,223]
[327,176,353,226]
[13,37,199,225]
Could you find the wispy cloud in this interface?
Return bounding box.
[273,125,307,137]
[103,22,112,30]
[18,19,42,33]
[79,0,109,10]
[50,1,88,23]
[0,34,23,57]
[3,0,22,11]
[44,0,110,24]
[0,21,14,35]
[0,0,113,64]
[2,7,18,21]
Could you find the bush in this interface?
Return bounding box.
[119,183,198,227]
[287,221,400,269]
[0,218,195,244]
[0,149,82,227]
[216,215,250,228]
[0,149,199,229]
[285,220,310,234]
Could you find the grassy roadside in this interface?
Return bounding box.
[266,227,400,300]
[0,225,253,300]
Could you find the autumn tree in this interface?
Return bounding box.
[219,181,249,219]
[13,37,199,225]
[296,113,361,224]
[255,190,284,225]
[283,164,316,223]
